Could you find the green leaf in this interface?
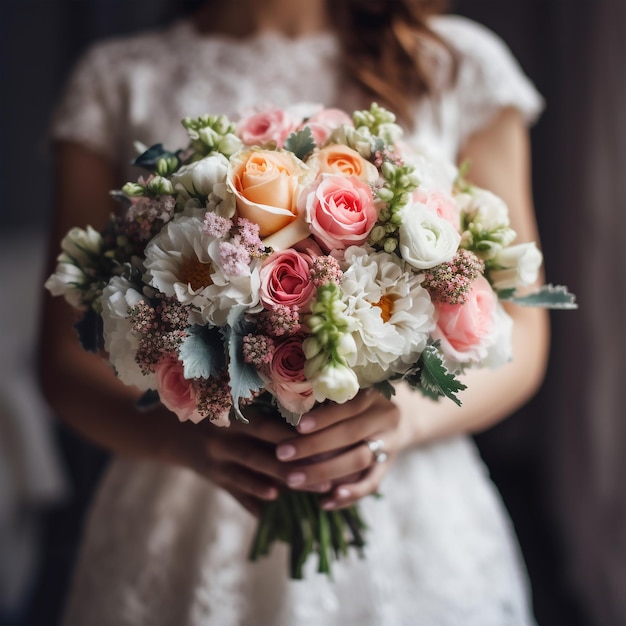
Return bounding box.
[373,379,396,401]
[135,389,160,411]
[416,344,467,407]
[222,307,264,421]
[284,126,316,160]
[179,325,225,379]
[73,309,104,353]
[132,143,179,172]
[501,284,578,309]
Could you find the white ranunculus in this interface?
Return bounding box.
[339,246,435,385]
[44,256,89,308]
[457,187,510,232]
[100,276,157,390]
[398,203,461,270]
[402,147,458,193]
[144,215,261,326]
[171,153,235,217]
[311,361,360,404]
[60,225,103,265]
[489,243,543,290]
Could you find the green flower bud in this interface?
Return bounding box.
[369,225,386,243]
[383,237,398,253]
[122,182,145,197]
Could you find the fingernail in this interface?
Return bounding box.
[337,487,350,499]
[276,444,296,460]
[298,417,316,433]
[263,487,278,500]
[287,472,306,487]
[322,500,337,510]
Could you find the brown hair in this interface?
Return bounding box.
[331,0,456,124]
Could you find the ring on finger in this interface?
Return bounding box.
[364,438,388,464]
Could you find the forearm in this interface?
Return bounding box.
[396,304,549,446]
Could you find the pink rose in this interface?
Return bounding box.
[237,106,299,148]
[302,108,353,145]
[300,174,377,252]
[433,275,497,364]
[265,335,315,415]
[155,356,205,424]
[414,189,460,231]
[260,246,318,311]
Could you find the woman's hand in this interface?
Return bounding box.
[167,409,299,517]
[274,389,412,510]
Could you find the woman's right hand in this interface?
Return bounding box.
[167,407,302,517]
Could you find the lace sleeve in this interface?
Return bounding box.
[49,42,121,162]
[433,15,544,144]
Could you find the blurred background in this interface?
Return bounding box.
[0,1,624,624]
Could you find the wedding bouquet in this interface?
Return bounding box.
[45,103,575,578]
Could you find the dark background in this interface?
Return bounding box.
[1,1,623,625]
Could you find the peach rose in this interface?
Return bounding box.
[303,107,353,145]
[237,106,299,148]
[433,275,497,364]
[307,144,379,183]
[227,149,307,238]
[300,174,377,252]
[155,356,205,424]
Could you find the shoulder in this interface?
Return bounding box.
[428,15,544,137]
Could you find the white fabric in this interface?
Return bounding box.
[51,14,543,626]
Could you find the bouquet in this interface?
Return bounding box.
[45,103,576,578]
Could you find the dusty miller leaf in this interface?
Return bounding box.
[179,325,225,380]
[222,306,264,421]
[284,126,316,160]
[501,284,578,309]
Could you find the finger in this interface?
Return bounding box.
[296,389,378,435]
[320,462,388,510]
[230,491,264,518]
[284,443,373,490]
[208,435,291,484]
[212,461,280,502]
[228,413,296,444]
[277,409,396,462]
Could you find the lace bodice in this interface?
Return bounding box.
[53,15,543,626]
[51,15,542,181]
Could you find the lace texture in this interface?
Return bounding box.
[54,15,542,626]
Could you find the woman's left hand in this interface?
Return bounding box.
[274,388,413,510]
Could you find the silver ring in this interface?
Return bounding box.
[365,439,388,464]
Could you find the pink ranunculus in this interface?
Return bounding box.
[413,188,461,231]
[260,246,318,312]
[300,174,378,252]
[303,108,353,146]
[155,356,204,424]
[237,106,299,148]
[266,336,315,415]
[433,275,498,364]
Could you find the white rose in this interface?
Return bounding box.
[311,361,360,404]
[489,243,543,290]
[398,204,461,269]
[101,276,157,391]
[457,187,510,232]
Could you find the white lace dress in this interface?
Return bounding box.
[52,15,543,626]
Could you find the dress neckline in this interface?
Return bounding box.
[171,17,338,50]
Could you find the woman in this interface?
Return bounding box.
[40,0,549,623]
